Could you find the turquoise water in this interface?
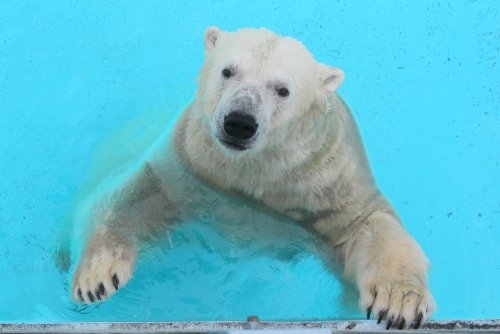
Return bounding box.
[1,0,499,322]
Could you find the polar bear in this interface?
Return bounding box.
[71,27,435,329]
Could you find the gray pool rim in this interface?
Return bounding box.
[1,320,500,333]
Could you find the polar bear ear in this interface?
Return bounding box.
[320,66,345,92]
[205,26,222,51]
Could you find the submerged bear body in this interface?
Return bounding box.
[71,27,435,329]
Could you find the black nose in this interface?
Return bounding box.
[223,112,258,140]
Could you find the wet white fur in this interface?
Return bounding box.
[72,27,435,328]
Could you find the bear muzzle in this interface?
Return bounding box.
[219,111,259,151]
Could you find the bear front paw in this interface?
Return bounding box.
[361,278,436,330]
[72,241,136,304]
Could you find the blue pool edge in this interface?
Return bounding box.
[1,320,499,333]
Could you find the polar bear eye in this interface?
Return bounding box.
[221,68,232,79]
[276,87,289,97]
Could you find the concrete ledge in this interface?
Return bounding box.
[1,320,499,333]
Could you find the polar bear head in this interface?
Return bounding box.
[197,27,344,154]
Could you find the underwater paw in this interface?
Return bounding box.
[361,278,435,330]
[72,243,136,304]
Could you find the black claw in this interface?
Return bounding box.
[386,316,394,330]
[99,282,106,295]
[77,288,84,302]
[87,291,95,302]
[95,290,101,300]
[415,312,423,329]
[367,306,372,320]
[398,318,406,330]
[112,273,120,290]
[377,310,387,324]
